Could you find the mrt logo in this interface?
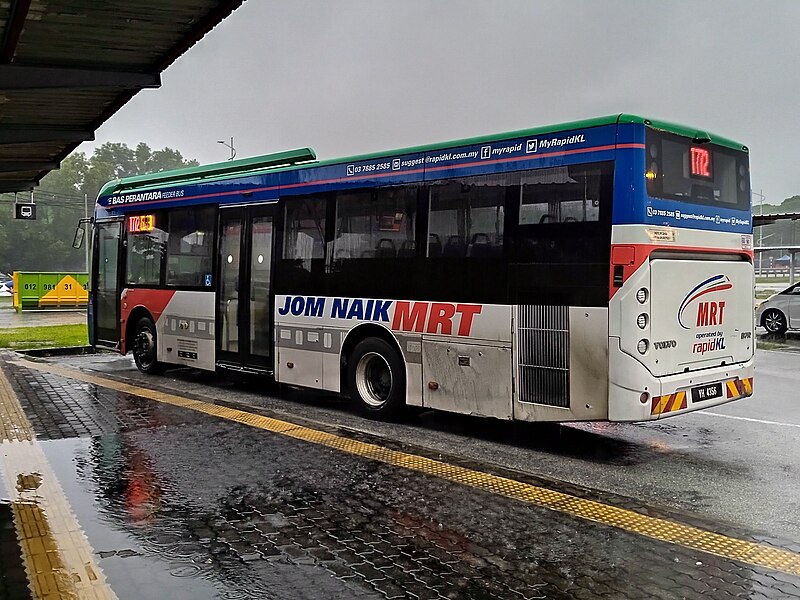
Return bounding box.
[696,301,725,327]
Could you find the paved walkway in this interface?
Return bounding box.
[1,353,799,599]
[0,308,86,329]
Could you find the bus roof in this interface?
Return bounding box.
[97,113,748,198]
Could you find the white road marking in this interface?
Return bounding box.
[698,411,800,428]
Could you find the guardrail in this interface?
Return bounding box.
[755,269,799,278]
[12,272,89,311]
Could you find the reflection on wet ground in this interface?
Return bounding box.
[0,503,29,600]
[1,354,800,599]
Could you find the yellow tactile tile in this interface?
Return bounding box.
[0,365,117,600]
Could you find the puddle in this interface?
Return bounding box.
[0,502,31,600]
[40,437,226,600]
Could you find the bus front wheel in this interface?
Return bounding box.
[132,317,164,374]
[347,337,405,420]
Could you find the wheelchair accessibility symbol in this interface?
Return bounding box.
[204,274,213,287]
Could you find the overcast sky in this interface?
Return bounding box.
[82,0,800,207]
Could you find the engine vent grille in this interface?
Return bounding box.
[517,305,570,407]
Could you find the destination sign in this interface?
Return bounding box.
[128,214,155,233]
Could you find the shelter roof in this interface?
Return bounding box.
[0,0,245,193]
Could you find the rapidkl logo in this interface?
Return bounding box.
[677,275,732,330]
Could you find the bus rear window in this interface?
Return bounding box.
[645,129,750,211]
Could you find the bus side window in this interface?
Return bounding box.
[283,196,327,271]
[165,206,216,286]
[519,165,603,226]
[126,217,166,286]
[332,187,417,261]
[427,175,506,259]
[515,162,610,264]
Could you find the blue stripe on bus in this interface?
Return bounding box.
[99,124,619,209]
[97,121,751,234]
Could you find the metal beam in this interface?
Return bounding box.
[754,246,800,252]
[0,180,34,193]
[754,212,800,225]
[0,65,161,90]
[0,160,59,173]
[0,0,33,63]
[0,129,94,144]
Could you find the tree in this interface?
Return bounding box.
[0,142,199,274]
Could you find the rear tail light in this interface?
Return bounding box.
[637,339,649,355]
[636,288,648,304]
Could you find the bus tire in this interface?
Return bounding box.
[347,337,405,420]
[132,316,165,374]
[762,309,788,335]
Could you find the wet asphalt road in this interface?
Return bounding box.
[0,347,799,599]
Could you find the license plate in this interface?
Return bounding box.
[690,382,723,403]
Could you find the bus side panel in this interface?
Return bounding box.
[156,290,216,372]
[274,323,426,407]
[273,295,510,411]
[512,306,609,422]
[422,339,513,419]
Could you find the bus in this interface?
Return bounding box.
[84,114,754,421]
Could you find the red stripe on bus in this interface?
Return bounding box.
[119,288,176,354]
[609,244,753,300]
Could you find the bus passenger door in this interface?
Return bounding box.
[92,220,123,348]
[217,205,276,371]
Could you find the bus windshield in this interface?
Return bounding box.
[645,128,750,211]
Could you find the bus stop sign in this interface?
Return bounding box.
[14,203,36,220]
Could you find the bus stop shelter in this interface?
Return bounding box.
[754,212,800,285]
[0,0,246,194]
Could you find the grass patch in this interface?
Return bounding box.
[757,341,787,351]
[0,324,88,350]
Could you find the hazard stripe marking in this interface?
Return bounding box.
[12,359,800,579]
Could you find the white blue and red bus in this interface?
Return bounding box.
[85,114,754,421]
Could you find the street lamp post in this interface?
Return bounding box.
[217,137,236,161]
[753,189,765,275]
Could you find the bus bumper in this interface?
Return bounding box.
[608,339,754,422]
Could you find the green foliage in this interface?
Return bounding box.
[47,142,199,203]
[757,195,800,215]
[0,142,197,274]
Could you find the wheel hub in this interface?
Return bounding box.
[135,329,155,364]
[355,352,392,407]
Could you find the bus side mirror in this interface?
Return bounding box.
[72,217,92,249]
[72,226,85,249]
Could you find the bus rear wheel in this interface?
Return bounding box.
[347,337,405,420]
[132,316,164,374]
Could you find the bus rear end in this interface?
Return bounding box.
[608,121,754,420]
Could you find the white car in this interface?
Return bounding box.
[756,282,800,334]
